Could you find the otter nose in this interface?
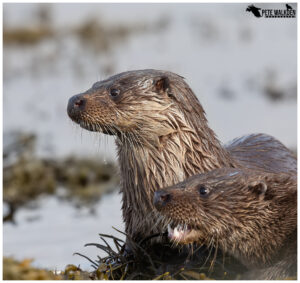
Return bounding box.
[153,190,171,210]
[67,94,86,118]
[74,98,85,107]
[68,94,86,110]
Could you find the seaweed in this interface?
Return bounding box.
[3,131,119,223]
[3,257,62,280]
[75,228,247,280]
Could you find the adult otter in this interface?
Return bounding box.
[67,69,296,241]
[153,168,297,280]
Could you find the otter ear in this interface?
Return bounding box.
[154,76,170,93]
[248,181,267,200]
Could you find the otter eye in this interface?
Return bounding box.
[110,88,120,97]
[198,185,208,196]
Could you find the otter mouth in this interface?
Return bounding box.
[168,223,191,241]
[167,223,200,244]
[68,107,116,135]
[78,120,115,135]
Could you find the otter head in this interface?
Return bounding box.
[153,168,296,264]
[67,69,205,146]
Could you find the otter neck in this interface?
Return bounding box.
[117,121,238,239]
[217,226,295,268]
[215,197,296,268]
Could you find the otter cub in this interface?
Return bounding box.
[154,168,297,280]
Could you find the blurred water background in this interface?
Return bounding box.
[3,3,297,271]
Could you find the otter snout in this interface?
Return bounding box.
[153,190,172,210]
[67,94,87,121]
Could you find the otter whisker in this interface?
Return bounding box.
[209,237,218,273]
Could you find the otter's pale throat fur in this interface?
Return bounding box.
[67,69,296,241]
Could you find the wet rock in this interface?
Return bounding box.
[3,132,36,167]
[263,70,297,102]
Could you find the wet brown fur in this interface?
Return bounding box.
[67,69,296,241]
[154,168,297,279]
